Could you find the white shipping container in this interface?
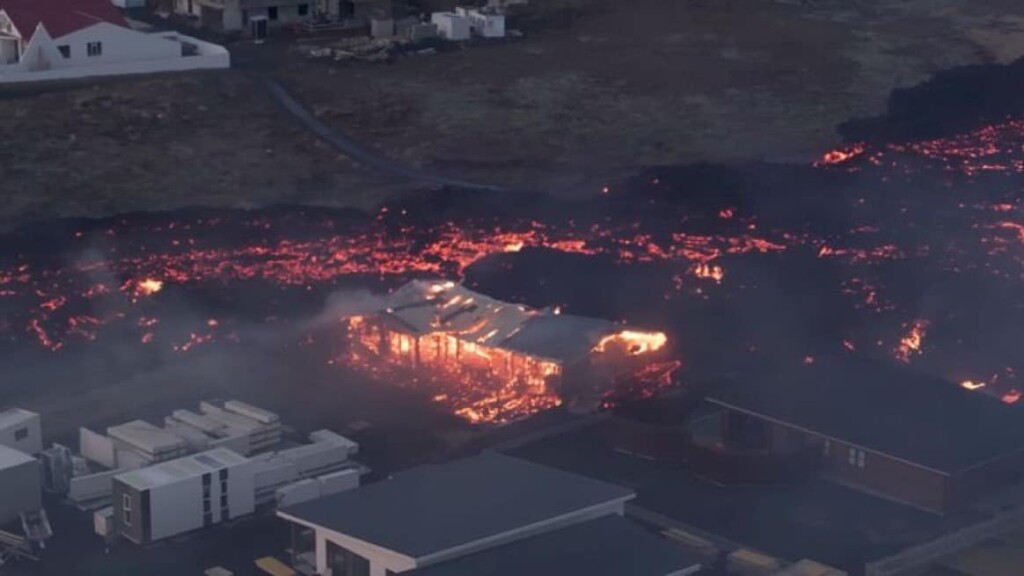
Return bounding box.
[316,469,359,497]
[276,479,320,508]
[224,400,280,425]
[79,427,116,469]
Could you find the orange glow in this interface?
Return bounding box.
[960,380,986,391]
[133,278,163,298]
[817,144,866,166]
[344,315,564,424]
[593,330,668,356]
[1003,389,1021,404]
[693,263,725,283]
[894,319,928,363]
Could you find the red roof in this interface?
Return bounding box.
[1,0,128,39]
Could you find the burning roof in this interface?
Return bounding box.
[372,280,642,364]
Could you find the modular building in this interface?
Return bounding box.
[0,444,42,526]
[278,452,700,576]
[111,448,255,544]
[0,408,42,455]
[706,357,1024,514]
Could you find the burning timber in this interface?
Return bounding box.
[341,280,672,424]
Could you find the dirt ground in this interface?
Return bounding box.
[3,0,1024,227]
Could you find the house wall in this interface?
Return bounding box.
[111,479,148,544]
[763,421,949,513]
[148,474,205,542]
[0,36,19,65]
[175,0,203,18]
[0,30,229,84]
[0,458,42,526]
[54,23,180,67]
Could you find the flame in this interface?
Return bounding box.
[134,278,164,297]
[960,380,986,391]
[592,330,668,356]
[894,320,929,363]
[817,144,867,166]
[693,263,725,283]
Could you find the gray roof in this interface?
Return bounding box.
[502,314,618,362]
[280,452,635,558]
[408,515,702,576]
[706,356,1024,473]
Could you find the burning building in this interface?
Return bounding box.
[341,280,671,423]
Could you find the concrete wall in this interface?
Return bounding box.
[0,412,42,455]
[0,458,41,525]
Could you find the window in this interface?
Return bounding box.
[242,9,249,24]
[328,542,371,576]
[86,41,102,57]
[122,494,132,526]
[297,3,309,15]
[848,448,866,468]
[267,6,278,20]
[14,427,28,441]
[56,46,70,59]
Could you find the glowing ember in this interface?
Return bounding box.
[1003,389,1022,404]
[693,263,725,283]
[960,380,986,391]
[133,278,164,297]
[593,330,668,356]
[817,144,866,166]
[894,320,929,363]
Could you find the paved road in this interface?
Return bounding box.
[262,76,513,193]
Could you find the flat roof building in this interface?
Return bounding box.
[277,452,657,575]
[112,448,254,544]
[706,357,1024,513]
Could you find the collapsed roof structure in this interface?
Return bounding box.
[342,280,672,423]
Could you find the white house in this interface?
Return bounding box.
[0,0,228,83]
[277,452,702,576]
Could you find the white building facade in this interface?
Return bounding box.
[111,448,255,544]
[0,0,228,84]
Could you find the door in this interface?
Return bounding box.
[251,16,268,43]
